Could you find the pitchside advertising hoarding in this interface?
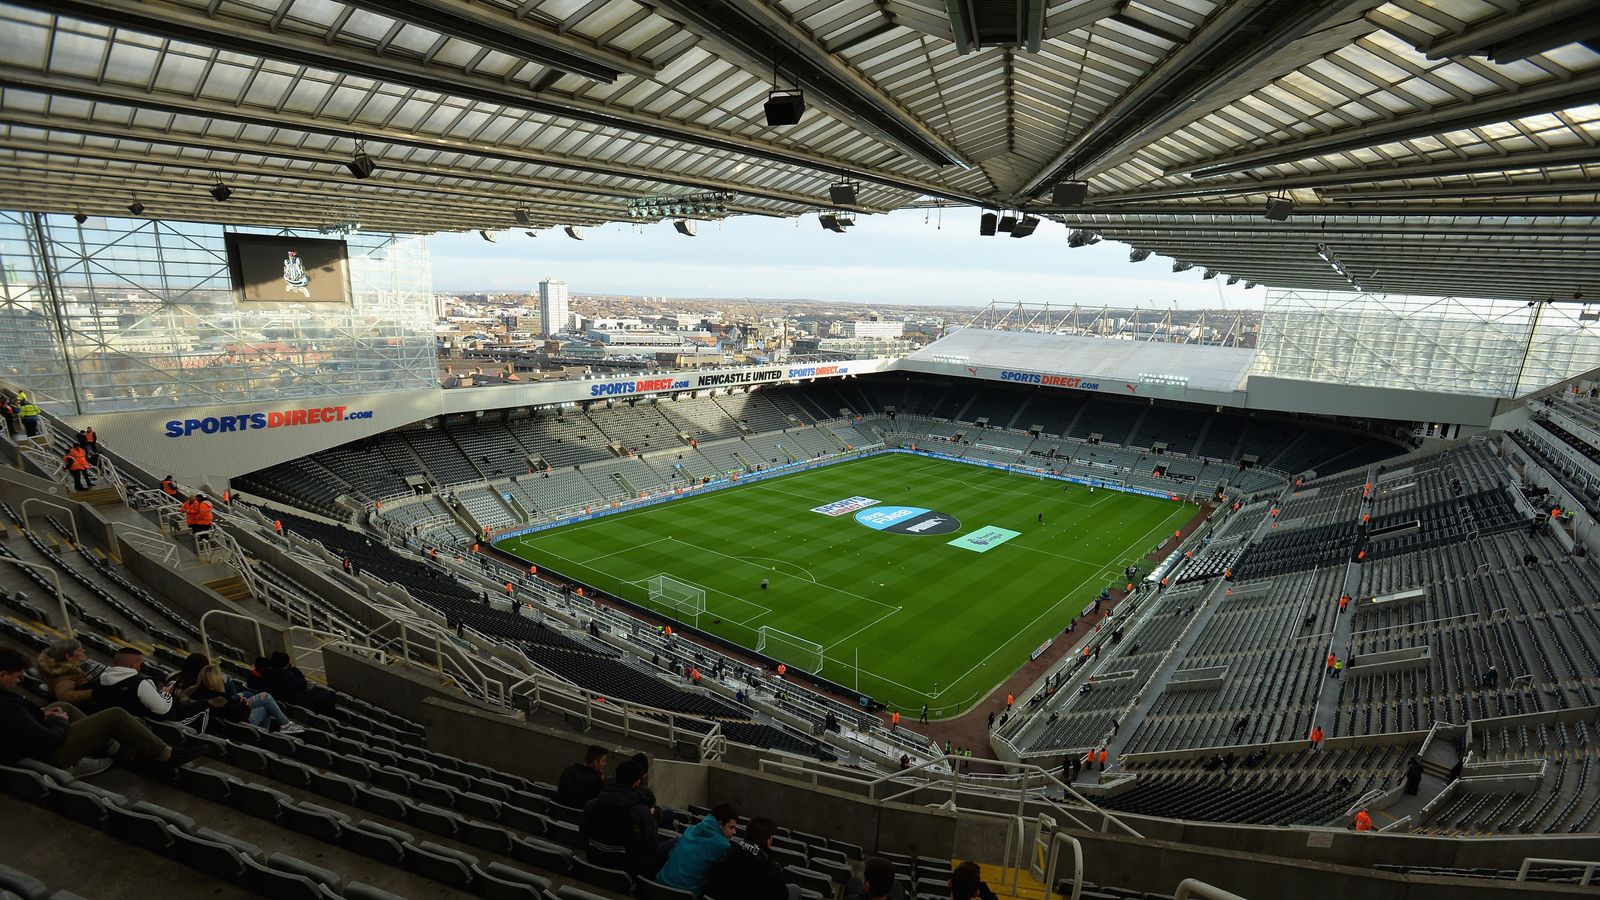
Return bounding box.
[586,363,857,399]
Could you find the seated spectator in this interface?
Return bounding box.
[846,857,901,900]
[0,647,201,774]
[556,744,609,809]
[631,751,678,828]
[167,652,210,697]
[259,652,339,714]
[187,664,304,734]
[704,817,795,900]
[949,861,997,900]
[656,803,738,894]
[581,758,658,877]
[93,648,173,719]
[35,638,105,707]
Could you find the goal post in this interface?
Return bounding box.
[647,574,705,626]
[756,625,825,674]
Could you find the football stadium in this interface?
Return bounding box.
[2,1,1600,899]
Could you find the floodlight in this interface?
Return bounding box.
[479,230,497,243]
[1052,181,1088,207]
[564,226,585,240]
[1172,261,1193,273]
[346,151,377,179]
[1129,248,1152,263]
[673,219,697,237]
[1226,275,1241,285]
[1202,268,1218,280]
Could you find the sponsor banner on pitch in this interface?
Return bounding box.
[854,505,961,535]
[948,525,1022,553]
[812,496,879,517]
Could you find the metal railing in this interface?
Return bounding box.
[21,497,78,545]
[0,557,73,635]
[1518,857,1600,886]
[1173,879,1249,900]
[199,608,266,661]
[116,524,179,569]
[1037,825,1082,900]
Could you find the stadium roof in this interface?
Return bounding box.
[0,0,1597,300]
[908,327,1257,394]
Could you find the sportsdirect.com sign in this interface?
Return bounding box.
[164,405,374,437]
[811,496,879,517]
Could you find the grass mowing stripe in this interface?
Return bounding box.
[498,453,1199,716]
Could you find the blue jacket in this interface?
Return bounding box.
[655,813,731,892]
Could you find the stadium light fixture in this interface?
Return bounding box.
[1129,248,1152,263]
[479,230,497,243]
[1202,268,1218,280]
[1172,261,1194,273]
[673,219,697,237]
[73,213,87,225]
[1244,281,1258,289]
[524,230,539,238]
[209,183,233,202]
[1226,275,1241,285]
[126,200,145,216]
[564,226,586,240]
[1009,215,1040,238]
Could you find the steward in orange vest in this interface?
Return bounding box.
[62,446,94,491]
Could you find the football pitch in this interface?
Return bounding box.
[496,453,1199,718]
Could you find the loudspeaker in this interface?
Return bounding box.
[514,209,532,226]
[673,219,696,237]
[209,184,232,202]
[73,213,88,224]
[127,201,146,216]
[1009,216,1039,238]
[1052,181,1088,207]
[979,212,998,236]
[828,183,857,206]
[346,152,377,179]
[997,214,1017,233]
[763,90,806,126]
[1263,197,1293,221]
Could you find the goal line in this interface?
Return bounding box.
[756,625,825,674]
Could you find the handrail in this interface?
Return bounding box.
[98,456,130,505]
[1173,878,1249,900]
[199,608,265,660]
[1517,857,1600,885]
[19,443,69,486]
[0,557,73,635]
[21,497,79,545]
[1040,830,1082,900]
[116,523,179,569]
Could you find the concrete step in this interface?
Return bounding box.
[978,862,1050,899]
[68,485,123,506]
[205,573,252,602]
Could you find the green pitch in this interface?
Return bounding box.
[496,453,1198,718]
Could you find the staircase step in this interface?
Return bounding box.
[978,862,1050,899]
[70,486,123,506]
[204,574,252,602]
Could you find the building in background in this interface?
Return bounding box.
[538,278,569,337]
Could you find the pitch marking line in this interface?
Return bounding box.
[583,536,671,563]
[734,556,818,583]
[926,503,1197,704]
[663,536,900,612]
[527,544,772,623]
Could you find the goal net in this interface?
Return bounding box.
[756,626,825,674]
[647,574,705,626]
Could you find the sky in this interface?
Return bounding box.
[429,208,1263,309]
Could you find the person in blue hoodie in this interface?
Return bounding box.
[655,802,739,894]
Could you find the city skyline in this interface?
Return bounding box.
[430,208,1265,309]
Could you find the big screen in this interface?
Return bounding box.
[225,233,352,304]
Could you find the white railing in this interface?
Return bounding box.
[0,557,73,635]
[20,497,79,545]
[19,443,68,487]
[1173,879,1249,900]
[116,524,179,569]
[1518,857,1600,886]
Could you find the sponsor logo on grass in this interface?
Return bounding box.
[855,505,962,535]
[811,496,879,517]
[947,525,1022,552]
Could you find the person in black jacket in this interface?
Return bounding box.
[556,744,609,809]
[581,758,659,878]
[0,647,200,770]
[704,817,796,900]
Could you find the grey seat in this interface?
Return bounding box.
[457,790,503,820]
[171,830,246,881]
[403,840,476,889]
[353,785,409,820]
[510,836,572,873]
[500,805,549,836]
[786,865,834,898]
[410,777,459,807]
[106,806,174,853]
[279,801,347,844]
[232,782,290,820]
[342,883,409,900]
[472,863,544,900]
[556,886,612,900]
[265,755,311,788]
[46,784,109,828]
[267,853,340,890]
[406,801,463,837]
[194,826,265,862]
[241,855,322,900]
[340,822,406,866]
[636,878,697,900]
[571,857,632,893]
[131,800,197,834]
[0,764,50,803]
[306,769,360,805]
[459,819,515,855]
[0,863,48,900]
[179,766,236,804]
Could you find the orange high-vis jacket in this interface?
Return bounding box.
[1097,748,1108,764]
[161,478,178,495]
[1354,811,1373,831]
[191,500,213,526]
[181,498,200,524]
[273,519,283,533]
[1311,727,1324,743]
[891,711,900,726]
[63,447,90,471]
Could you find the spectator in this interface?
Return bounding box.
[949,861,998,900]
[630,752,678,828]
[705,817,795,900]
[188,664,303,733]
[556,744,610,809]
[0,646,201,774]
[0,396,16,436]
[581,757,659,877]
[656,803,738,894]
[1352,809,1374,831]
[168,652,211,698]
[260,652,338,714]
[35,638,105,707]
[94,648,173,719]
[1403,757,1425,796]
[846,857,900,900]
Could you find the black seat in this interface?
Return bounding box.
[106,806,173,854]
[403,840,476,889]
[570,857,632,893]
[241,856,323,900]
[171,831,246,882]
